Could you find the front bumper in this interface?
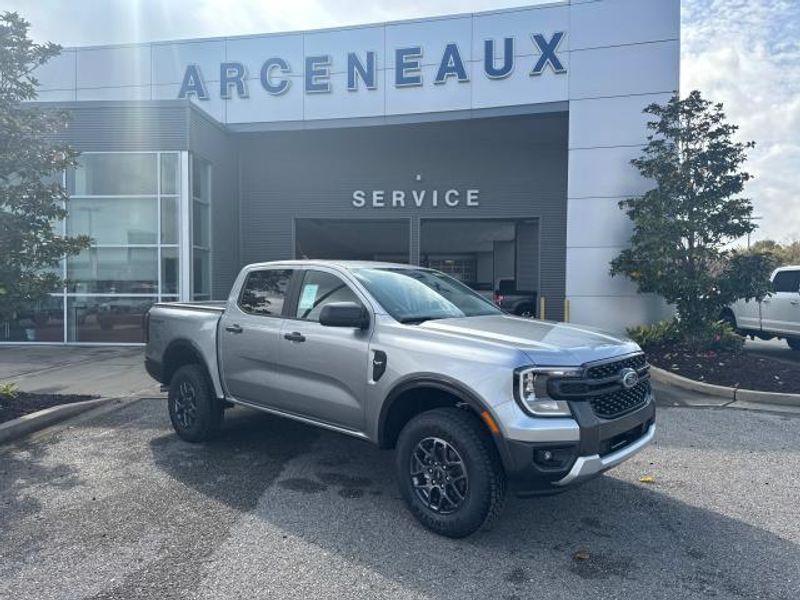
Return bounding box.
[552,422,655,486]
[495,394,656,496]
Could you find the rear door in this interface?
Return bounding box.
[218,267,296,406]
[271,268,372,431]
[762,269,800,336]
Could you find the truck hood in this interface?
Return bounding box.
[418,314,640,366]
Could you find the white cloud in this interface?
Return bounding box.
[6,0,799,242]
[682,0,800,243]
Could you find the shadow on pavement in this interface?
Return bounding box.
[148,407,799,600]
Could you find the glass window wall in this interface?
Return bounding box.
[191,156,212,300]
[1,151,184,344]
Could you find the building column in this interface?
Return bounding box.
[179,151,192,301]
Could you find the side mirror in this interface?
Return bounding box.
[319,302,369,329]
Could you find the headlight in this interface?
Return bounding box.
[513,366,582,417]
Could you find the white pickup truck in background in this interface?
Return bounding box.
[724,266,800,351]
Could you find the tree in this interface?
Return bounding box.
[610,91,777,340]
[749,239,800,266]
[0,12,89,325]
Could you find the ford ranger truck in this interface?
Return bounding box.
[724,265,800,351]
[145,261,655,538]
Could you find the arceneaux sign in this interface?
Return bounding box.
[178,32,566,100]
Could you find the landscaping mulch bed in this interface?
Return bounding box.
[0,392,98,425]
[643,343,800,394]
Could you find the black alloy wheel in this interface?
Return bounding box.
[410,436,469,514]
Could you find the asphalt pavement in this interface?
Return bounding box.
[1,391,798,600]
[0,345,161,398]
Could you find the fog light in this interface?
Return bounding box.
[533,447,574,469]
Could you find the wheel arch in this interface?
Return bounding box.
[161,338,221,398]
[377,374,511,468]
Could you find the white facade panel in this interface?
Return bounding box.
[472,4,569,59]
[34,49,76,91]
[303,26,385,75]
[76,85,151,101]
[35,89,76,102]
[566,246,638,297]
[566,197,633,248]
[570,0,680,50]
[226,34,304,84]
[568,40,679,100]
[568,146,649,199]
[303,73,384,120]
[76,45,151,89]
[569,295,672,333]
[384,63,473,116]
[384,16,473,68]
[152,40,225,86]
[225,77,303,123]
[568,93,671,149]
[472,52,568,108]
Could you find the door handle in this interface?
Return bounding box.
[284,331,306,343]
[225,324,243,334]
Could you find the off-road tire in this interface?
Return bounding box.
[168,364,224,442]
[396,407,507,538]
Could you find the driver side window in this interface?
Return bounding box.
[295,270,362,322]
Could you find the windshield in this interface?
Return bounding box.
[352,267,502,323]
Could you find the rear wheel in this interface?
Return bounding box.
[395,407,506,538]
[168,364,223,442]
[788,338,800,351]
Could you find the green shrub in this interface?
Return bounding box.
[627,320,681,347]
[0,382,18,399]
[628,319,744,353]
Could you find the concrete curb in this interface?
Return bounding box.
[0,397,114,446]
[650,366,800,407]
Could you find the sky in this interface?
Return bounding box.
[7,0,800,243]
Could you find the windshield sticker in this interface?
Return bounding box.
[298,284,319,311]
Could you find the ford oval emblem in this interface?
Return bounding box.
[620,368,639,389]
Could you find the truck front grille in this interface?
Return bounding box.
[548,353,652,420]
[586,354,647,379]
[590,380,651,419]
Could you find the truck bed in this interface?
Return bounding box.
[145,301,226,397]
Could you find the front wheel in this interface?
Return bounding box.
[168,364,223,442]
[788,338,800,351]
[395,407,507,538]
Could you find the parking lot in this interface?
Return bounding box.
[1,383,798,600]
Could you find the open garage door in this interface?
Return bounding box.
[420,218,540,312]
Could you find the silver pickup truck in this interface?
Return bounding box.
[145,260,655,537]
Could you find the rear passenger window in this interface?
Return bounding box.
[239,269,293,315]
[295,270,362,322]
[773,270,800,293]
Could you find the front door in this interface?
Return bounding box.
[271,268,372,431]
[762,269,800,336]
[218,268,296,406]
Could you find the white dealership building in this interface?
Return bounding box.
[8,0,679,344]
